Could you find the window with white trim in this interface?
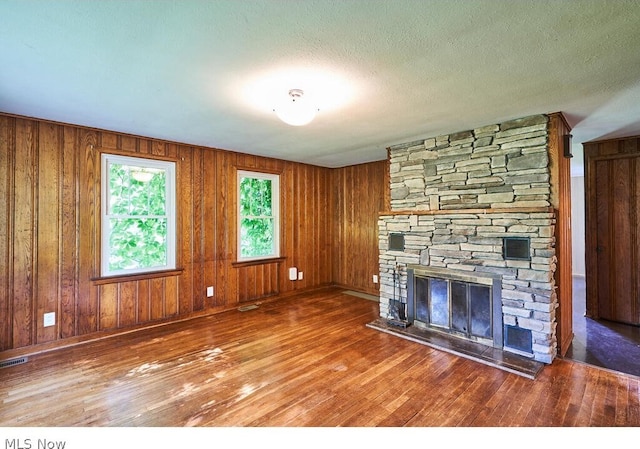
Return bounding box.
[101,153,176,276]
[237,170,280,261]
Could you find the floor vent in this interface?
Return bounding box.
[238,304,259,312]
[0,357,28,369]
[343,290,379,302]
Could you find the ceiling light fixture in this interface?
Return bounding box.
[273,89,318,126]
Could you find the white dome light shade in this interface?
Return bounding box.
[274,89,318,126]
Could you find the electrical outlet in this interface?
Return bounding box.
[289,267,298,281]
[43,312,55,327]
[298,271,303,280]
[373,274,379,284]
[207,286,214,297]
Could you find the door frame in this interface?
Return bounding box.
[549,113,574,357]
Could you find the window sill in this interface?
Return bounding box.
[232,257,285,268]
[91,268,184,285]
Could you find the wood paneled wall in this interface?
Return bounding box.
[1,114,356,354]
[548,112,573,357]
[331,161,388,295]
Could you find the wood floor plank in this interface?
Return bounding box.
[627,377,640,425]
[530,362,573,426]
[559,363,590,426]
[491,375,533,426]
[468,370,527,426]
[546,360,578,426]
[1,287,639,427]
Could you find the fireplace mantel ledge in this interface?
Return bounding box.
[379,206,554,216]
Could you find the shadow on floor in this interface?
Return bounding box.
[564,277,640,377]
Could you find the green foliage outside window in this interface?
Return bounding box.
[239,176,275,258]
[107,163,168,271]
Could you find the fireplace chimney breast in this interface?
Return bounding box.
[379,114,558,364]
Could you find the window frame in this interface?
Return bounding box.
[236,169,281,262]
[100,153,177,277]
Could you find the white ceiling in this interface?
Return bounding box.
[2,1,640,175]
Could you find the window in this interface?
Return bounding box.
[101,153,176,276]
[237,170,280,261]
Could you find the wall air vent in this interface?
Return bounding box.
[503,237,531,260]
[389,233,405,251]
[0,357,28,369]
[238,304,259,312]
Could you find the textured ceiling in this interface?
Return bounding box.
[2,0,640,174]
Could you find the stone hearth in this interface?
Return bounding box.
[366,317,544,379]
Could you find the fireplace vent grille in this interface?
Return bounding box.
[503,237,530,260]
[504,325,533,354]
[389,233,405,251]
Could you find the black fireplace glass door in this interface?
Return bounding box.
[451,281,469,333]
[415,277,429,322]
[470,284,491,338]
[429,278,449,327]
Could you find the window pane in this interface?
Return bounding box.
[254,178,271,216]
[248,178,261,216]
[128,173,149,215]
[108,218,167,271]
[240,217,274,258]
[147,170,166,215]
[102,153,175,276]
[240,178,271,217]
[237,170,279,261]
[239,177,253,216]
[109,164,168,217]
[108,164,130,215]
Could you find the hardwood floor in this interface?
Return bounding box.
[1,287,639,427]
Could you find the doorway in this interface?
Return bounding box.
[564,136,640,377]
[586,154,640,324]
[566,276,640,377]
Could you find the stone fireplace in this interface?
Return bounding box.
[378,114,558,364]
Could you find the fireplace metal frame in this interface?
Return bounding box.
[407,266,503,349]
